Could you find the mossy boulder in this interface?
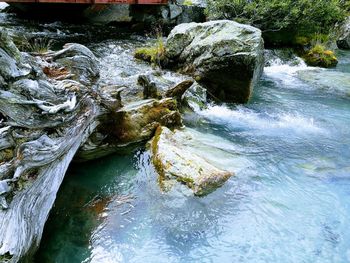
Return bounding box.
[134,38,166,67]
[0,28,30,82]
[303,45,338,68]
[150,126,234,196]
[163,20,264,103]
[0,29,21,61]
[77,98,182,160]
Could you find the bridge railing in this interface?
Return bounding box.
[0,0,168,4]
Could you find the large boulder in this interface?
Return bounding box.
[337,17,350,50]
[164,20,264,103]
[150,126,234,196]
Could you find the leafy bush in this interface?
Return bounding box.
[339,0,350,12]
[206,0,346,38]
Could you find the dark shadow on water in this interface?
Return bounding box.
[34,151,139,263]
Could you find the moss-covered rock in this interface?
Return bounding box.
[134,47,160,64]
[303,44,338,68]
[77,98,182,161]
[0,29,21,62]
[150,126,234,196]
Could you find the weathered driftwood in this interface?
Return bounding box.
[0,28,183,262]
[0,27,103,262]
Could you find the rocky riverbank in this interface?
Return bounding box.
[2,1,350,262]
[0,15,266,261]
[0,27,181,261]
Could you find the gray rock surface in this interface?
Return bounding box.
[49,43,100,86]
[150,126,234,196]
[164,20,264,103]
[337,17,350,49]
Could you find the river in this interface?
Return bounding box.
[1,6,350,263]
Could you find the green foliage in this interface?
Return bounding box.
[206,0,346,37]
[295,33,331,46]
[183,0,193,5]
[339,0,350,12]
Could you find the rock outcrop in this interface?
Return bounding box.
[337,17,350,50]
[150,126,234,196]
[163,20,264,103]
[77,98,182,161]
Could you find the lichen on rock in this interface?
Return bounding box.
[150,126,234,196]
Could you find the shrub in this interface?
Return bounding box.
[339,0,350,12]
[206,0,346,41]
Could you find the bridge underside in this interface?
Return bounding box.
[1,0,167,4]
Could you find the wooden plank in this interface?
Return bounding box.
[1,0,167,3]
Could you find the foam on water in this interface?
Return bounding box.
[199,105,325,135]
[265,56,308,74]
[0,3,8,10]
[263,56,321,89]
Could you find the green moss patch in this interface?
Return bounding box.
[134,38,166,67]
[303,44,338,68]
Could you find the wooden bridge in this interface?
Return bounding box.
[0,0,167,4]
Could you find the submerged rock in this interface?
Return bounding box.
[150,126,234,196]
[297,70,350,96]
[337,17,350,50]
[163,20,264,103]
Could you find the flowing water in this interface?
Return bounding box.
[1,8,350,263]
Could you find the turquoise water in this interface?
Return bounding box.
[35,49,350,263]
[2,6,348,262]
